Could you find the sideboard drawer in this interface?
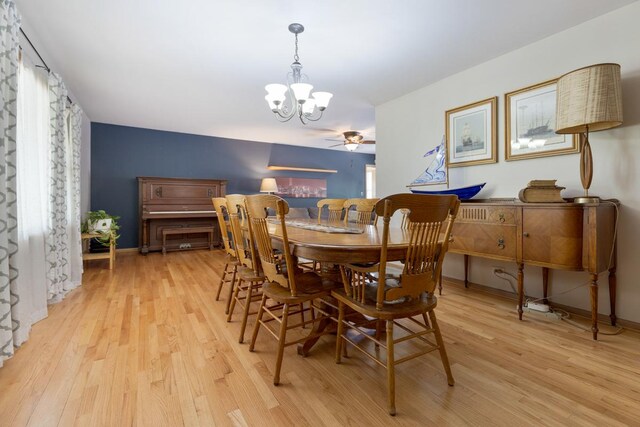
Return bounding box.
[458,206,516,225]
[450,222,517,260]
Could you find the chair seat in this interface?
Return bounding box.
[262,272,336,303]
[237,265,265,281]
[331,287,438,320]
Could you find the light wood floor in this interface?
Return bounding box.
[1,250,639,426]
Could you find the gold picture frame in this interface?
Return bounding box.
[505,79,578,161]
[446,97,497,168]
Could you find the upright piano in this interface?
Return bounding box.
[138,177,227,253]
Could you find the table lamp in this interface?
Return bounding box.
[259,178,278,194]
[555,63,623,203]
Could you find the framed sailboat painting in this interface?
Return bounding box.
[505,78,578,161]
[445,97,498,167]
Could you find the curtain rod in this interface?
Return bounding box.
[19,28,73,105]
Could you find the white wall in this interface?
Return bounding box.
[377,2,640,322]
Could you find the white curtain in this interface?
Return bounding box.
[0,0,21,367]
[45,73,82,302]
[14,57,50,346]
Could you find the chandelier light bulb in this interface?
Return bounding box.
[291,83,313,104]
[302,98,316,115]
[312,92,333,110]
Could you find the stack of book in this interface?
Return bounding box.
[518,180,566,203]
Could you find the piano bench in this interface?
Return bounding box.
[162,226,215,254]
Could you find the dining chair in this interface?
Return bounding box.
[245,194,335,385]
[332,193,460,415]
[225,194,266,343]
[399,208,411,229]
[211,197,239,314]
[343,198,379,226]
[316,198,346,223]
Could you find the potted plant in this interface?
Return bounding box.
[82,210,120,247]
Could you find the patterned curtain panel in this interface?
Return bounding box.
[68,104,83,286]
[0,0,21,367]
[45,73,82,301]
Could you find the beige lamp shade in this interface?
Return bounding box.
[259,178,278,193]
[556,63,623,134]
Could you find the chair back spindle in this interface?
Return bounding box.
[212,197,237,259]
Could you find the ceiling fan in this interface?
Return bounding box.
[327,131,376,151]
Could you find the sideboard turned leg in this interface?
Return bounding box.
[463,254,469,288]
[590,273,599,340]
[517,263,524,320]
[608,267,617,326]
[542,267,549,305]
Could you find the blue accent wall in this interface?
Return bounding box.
[91,123,375,248]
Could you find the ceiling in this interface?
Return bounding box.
[17,0,637,154]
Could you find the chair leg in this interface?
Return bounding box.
[273,303,290,386]
[238,280,256,343]
[227,278,243,322]
[335,301,345,364]
[429,310,454,386]
[249,294,267,352]
[216,262,230,301]
[300,302,306,329]
[224,265,238,315]
[386,320,396,416]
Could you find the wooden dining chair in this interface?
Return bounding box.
[343,198,379,226]
[225,194,266,343]
[246,194,335,385]
[332,193,460,415]
[316,198,346,223]
[399,208,411,229]
[212,197,239,314]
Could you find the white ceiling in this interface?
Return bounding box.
[17,0,637,154]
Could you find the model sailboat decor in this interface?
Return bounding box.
[407,136,486,200]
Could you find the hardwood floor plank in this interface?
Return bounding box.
[0,250,638,426]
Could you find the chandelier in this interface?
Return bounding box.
[265,23,333,125]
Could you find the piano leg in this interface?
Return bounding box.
[141,219,149,255]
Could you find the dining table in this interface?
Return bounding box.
[266,218,413,355]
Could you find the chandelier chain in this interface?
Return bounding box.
[294,33,299,62]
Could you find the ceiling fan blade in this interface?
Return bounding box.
[329,143,344,148]
[361,140,376,144]
[325,138,343,142]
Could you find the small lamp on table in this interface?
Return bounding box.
[259,178,278,194]
[555,63,623,203]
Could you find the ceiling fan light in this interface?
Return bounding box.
[291,83,313,103]
[312,91,333,110]
[344,142,359,152]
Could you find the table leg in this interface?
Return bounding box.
[297,299,335,357]
[590,273,599,340]
[542,267,549,305]
[517,263,524,320]
[609,267,617,326]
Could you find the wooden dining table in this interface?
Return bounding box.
[267,219,411,264]
[266,219,412,355]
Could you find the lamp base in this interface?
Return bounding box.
[573,196,600,204]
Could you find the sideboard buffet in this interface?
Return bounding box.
[447,199,618,340]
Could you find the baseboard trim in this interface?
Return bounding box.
[116,248,139,254]
[443,276,640,332]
